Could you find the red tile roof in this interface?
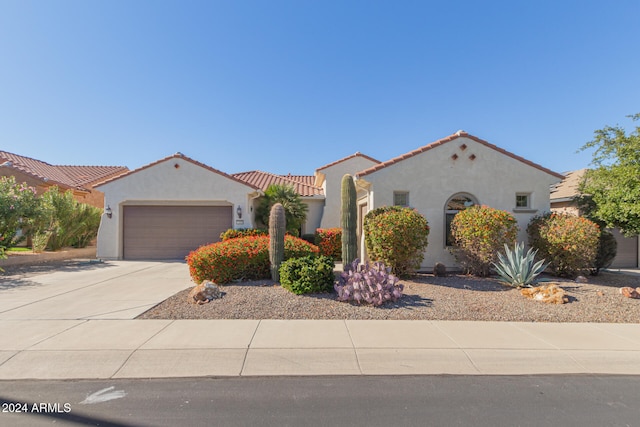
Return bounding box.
[95,152,260,189]
[0,150,128,191]
[356,131,565,179]
[315,152,381,172]
[232,170,324,197]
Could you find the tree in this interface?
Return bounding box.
[578,113,640,236]
[255,184,308,235]
[0,176,39,249]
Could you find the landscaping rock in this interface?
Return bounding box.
[188,281,223,305]
[575,276,588,283]
[520,283,568,304]
[619,287,640,299]
[433,262,447,277]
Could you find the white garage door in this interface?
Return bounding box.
[123,205,233,260]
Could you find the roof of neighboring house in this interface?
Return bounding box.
[95,152,260,190]
[0,150,128,191]
[550,169,586,202]
[232,170,324,197]
[355,131,565,179]
[315,152,381,172]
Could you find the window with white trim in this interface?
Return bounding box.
[393,191,409,207]
[445,193,478,246]
[515,193,531,209]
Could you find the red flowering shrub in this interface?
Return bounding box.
[450,205,519,276]
[187,235,319,284]
[363,206,429,277]
[315,228,342,260]
[219,228,267,241]
[527,213,599,278]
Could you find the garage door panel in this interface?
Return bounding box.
[123,206,232,260]
[610,228,638,268]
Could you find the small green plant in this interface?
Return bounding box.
[279,255,335,295]
[335,259,404,306]
[363,206,429,277]
[493,242,548,288]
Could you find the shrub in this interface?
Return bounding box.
[450,205,519,276]
[527,212,600,278]
[591,229,617,276]
[279,255,335,295]
[493,242,548,288]
[335,259,404,307]
[363,206,429,277]
[0,176,39,249]
[315,228,342,260]
[220,228,267,241]
[186,235,319,284]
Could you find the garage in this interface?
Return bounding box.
[123,205,232,260]
[610,228,639,268]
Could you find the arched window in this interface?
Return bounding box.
[445,193,478,246]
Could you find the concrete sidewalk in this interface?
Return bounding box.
[0,261,639,380]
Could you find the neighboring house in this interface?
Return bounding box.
[0,150,128,208]
[550,169,639,268]
[95,131,564,266]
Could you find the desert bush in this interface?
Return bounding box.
[186,235,319,284]
[591,229,617,275]
[493,242,548,288]
[315,228,342,260]
[335,259,404,306]
[363,206,429,277]
[527,212,600,278]
[0,176,39,249]
[450,205,518,276]
[279,255,335,295]
[220,228,267,241]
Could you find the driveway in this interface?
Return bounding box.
[0,261,191,320]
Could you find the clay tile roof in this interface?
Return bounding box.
[95,152,259,190]
[315,152,381,172]
[232,170,324,197]
[0,150,128,191]
[356,131,565,179]
[550,169,586,200]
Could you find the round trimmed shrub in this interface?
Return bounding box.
[279,255,335,294]
[219,228,267,241]
[450,205,519,277]
[363,206,429,277]
[186,235,319,284]
[527,212,600,278]
[591,229,617,275]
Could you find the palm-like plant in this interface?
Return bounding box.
[493,242,548,288]
[256,184,308,235]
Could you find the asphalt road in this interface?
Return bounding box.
[1,375,638,427]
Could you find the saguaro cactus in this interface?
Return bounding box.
[269,203,286,282]
[341,174,358,266]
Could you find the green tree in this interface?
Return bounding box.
[255,184,308,235]
[0,176,40,249]
[578,113,640,236]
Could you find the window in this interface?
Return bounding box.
[515,193,531,209]
[445,193,478,246]
[394,191,409,207]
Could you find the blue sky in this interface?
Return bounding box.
[1,0,638,176]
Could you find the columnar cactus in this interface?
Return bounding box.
[341,174,358,266]
[269,203,286,282]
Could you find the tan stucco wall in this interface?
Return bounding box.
[96,157,257,259]
[318,156,380,229]
[358,136,562,269]
[302,198,324,235]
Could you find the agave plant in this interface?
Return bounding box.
[492,242,548,288]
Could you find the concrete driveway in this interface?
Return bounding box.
[0,261,191,320]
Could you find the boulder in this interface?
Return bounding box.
[433,262,447,277]
[575,276,588,283]
[520,283,568,304]
[619,287,640,299]
[188,281,223,305]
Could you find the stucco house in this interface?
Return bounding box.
[95,131,564,268]
[0,150,128,208]
[550,169,639,268]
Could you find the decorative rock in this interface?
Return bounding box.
[575,276,588,283]
[520,283,568,304]
[619,287,640,299]
[188,281,223,305]
[433,262,447,277]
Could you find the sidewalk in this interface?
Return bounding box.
[0,261,639,380]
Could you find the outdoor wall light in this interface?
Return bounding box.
[236,206,242,219]
[105,205,113,219]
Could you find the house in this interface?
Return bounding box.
[95,131,564,267]
[0,150,128,208]
[550,169,639,268]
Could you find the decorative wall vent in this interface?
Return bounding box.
[469,154,476,161]
[460,144,467,151]
[451,153,459,160]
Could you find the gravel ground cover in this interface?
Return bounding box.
[138,271,640,323]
